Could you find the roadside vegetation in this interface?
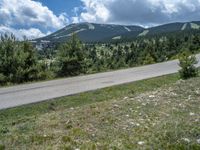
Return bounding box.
[0,73,200,149]
[0,30,200,86]
[178,51,199,79]
[0,35,53,85]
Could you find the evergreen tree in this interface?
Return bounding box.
[179,51,198,79]
[0,34,49,85]
[57,33,85,76]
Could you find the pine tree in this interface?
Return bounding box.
[179,51,198,79]
[57,33,85,77]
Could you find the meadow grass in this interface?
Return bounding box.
[1,74,200,149]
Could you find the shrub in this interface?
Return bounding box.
[0,34,51,84]
[179,51,198,79]
[0,144,5,150]
[0,73,6,85]
[57,33,85,77]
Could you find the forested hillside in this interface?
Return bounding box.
[1,23,200,85]
[35,21,200,43]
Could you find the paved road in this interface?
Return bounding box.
[1,54,200,110]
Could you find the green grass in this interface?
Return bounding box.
[1,73,200,149]
[0,74,178,127]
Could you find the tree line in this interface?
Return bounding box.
[0,30,200,85]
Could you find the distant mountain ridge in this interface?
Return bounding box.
[34,21,200,43]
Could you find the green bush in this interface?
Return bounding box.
[0,144,5,150]
[0,73,6,85]
[179,51,198,79]
[0,34,52,85]
[57,33,86,77]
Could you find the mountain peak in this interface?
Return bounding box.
[36,21,200,43]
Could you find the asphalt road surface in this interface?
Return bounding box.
[1,54,200,110]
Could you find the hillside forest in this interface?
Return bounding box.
[0,30,200,85]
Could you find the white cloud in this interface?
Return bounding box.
[0,0,69,39]
[1,0,200,39]
[0,0,69,29]
[78,0,200,26]
[80,0,110,23]
[0,26,47,40]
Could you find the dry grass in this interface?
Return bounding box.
[0,76,200,149]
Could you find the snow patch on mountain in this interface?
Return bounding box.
[87,23,95,30]
[54,28,87,39]
[181,23,187,30]
[190,23,200,29]
[124,26,131,32]
[138,30,149,36]
[112,36,121,40]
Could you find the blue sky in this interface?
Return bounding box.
[34,0,82,17]
[0,0,200,39]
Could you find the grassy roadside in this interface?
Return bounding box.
[1,73,200,149]
[0,74,179,126]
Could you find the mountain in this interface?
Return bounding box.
[35,23,144,43]
[34,21,200,43]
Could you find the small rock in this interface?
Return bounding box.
[142,103,146,106]
[171,92,177,96]
[113,104,119,108]
[124,97,129,100]
[190,112,195,116]
[136,123,140,127]
[197,139,200,144]
[182,138,190,143]
[195,90,200,95]
[138,141,145,145]
[149,95,155,98]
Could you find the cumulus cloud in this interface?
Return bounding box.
[1,0,200,39]
[78,0,200,26]
[0,0,68,29]
[0,0,69,39]
[0,26,47,40]
[80,0,110,23]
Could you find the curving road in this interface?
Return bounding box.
[1,54,200,110]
